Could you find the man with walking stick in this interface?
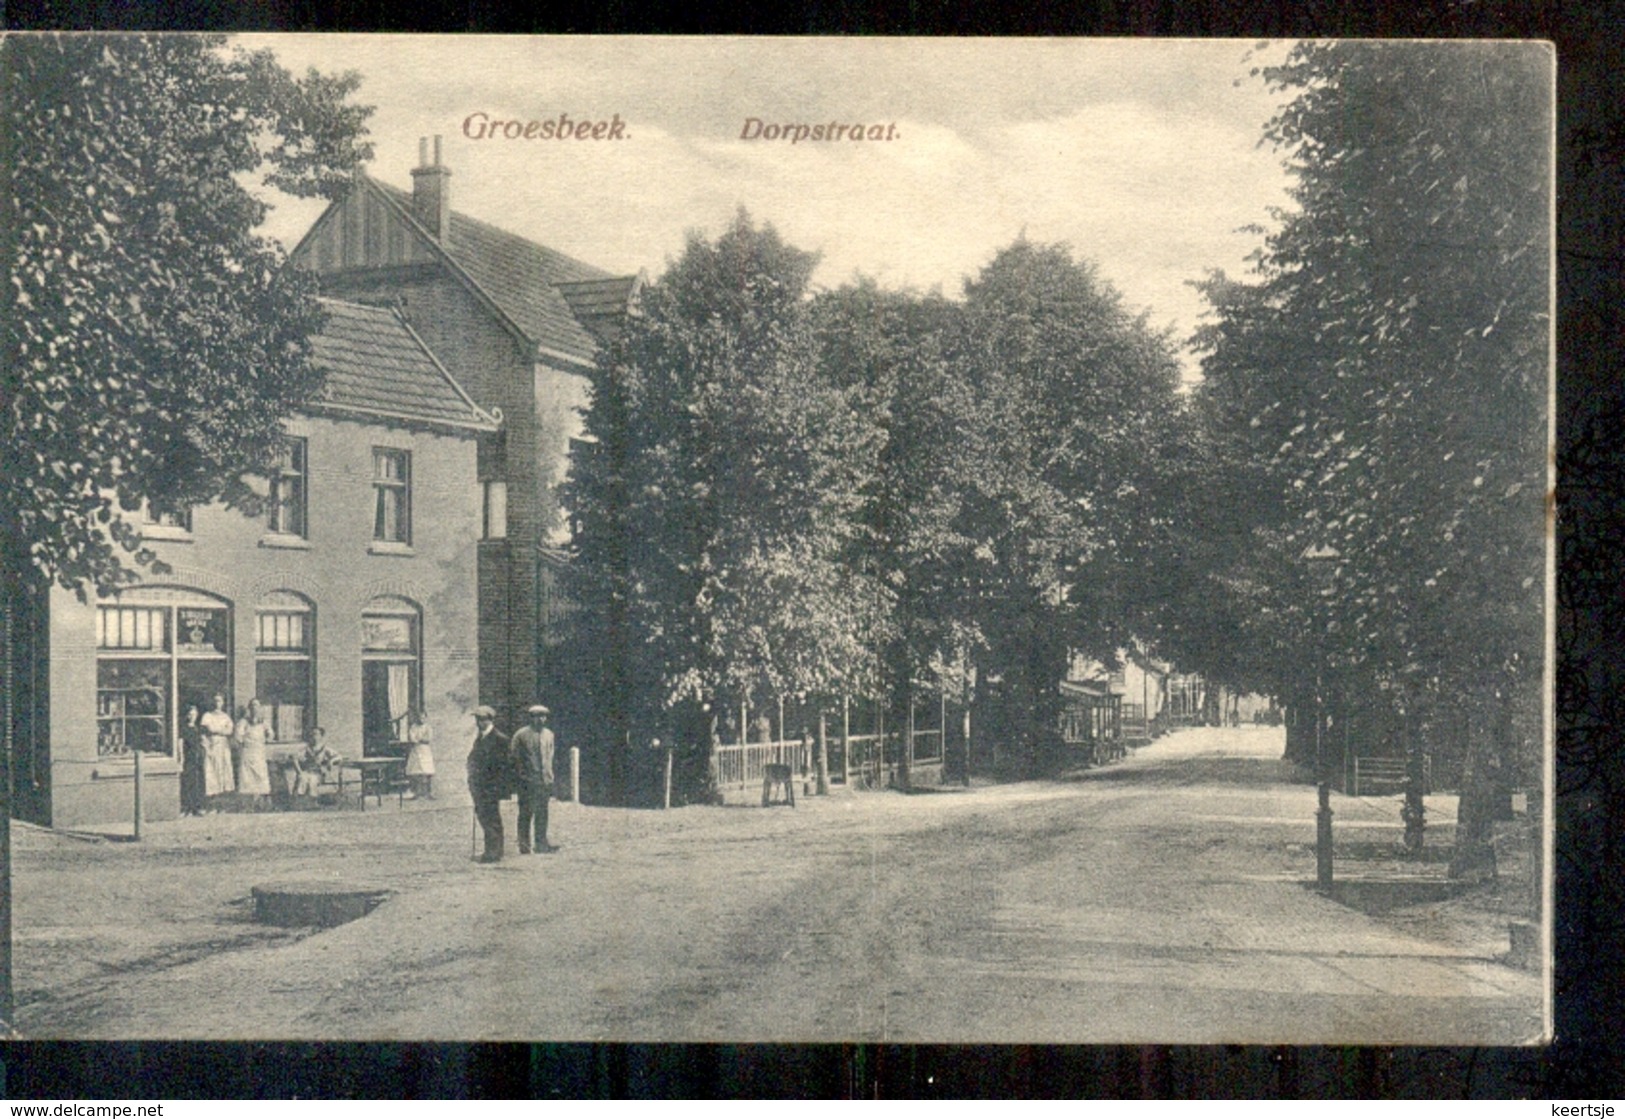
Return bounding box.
[467,705,512,864]
[511,703,558,854]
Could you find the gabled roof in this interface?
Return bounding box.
[1060,678,1113,700]
[557,275,643,346]
[369,178,632,368]
[309,298,500,434]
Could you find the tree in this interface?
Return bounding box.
[565,212,884,795]
[811,280,972,754]
[943,241,1185,770]
[1189,43,1550,867]
[2,33,373,596]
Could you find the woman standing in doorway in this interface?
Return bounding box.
[234,698,273,810]
[179,703,206,816]
[200,693,235,811]
[404,707,435,799]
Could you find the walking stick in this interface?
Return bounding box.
[471,806,477,859]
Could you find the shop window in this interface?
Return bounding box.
[269,438,308,537]
[373,448,411,544]
[97,660,170,757]
[256,591,314,745]
[96,589,230,761]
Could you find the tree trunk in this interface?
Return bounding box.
[1449,689,1503,882]
[1401,705,1426,852]
[1282,687,1314,769]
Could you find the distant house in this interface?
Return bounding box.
[6,299,497,828]
[1062,647,1170,757]
[1117,652,1168,744]
[288,137,639,732]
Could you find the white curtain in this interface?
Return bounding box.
[387,663,411,738]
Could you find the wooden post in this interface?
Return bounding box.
[961,700,972,787]
[841,694,850,785]
[904,685,915,789]
[569,746,580,804]
[132,748,143,841]
[876,700,886,787]
[662,748,673,811]
[816,710,830,796]
[777,695,785,750]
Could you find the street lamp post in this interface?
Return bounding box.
[1302,542,1340,892]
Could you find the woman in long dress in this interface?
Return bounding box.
[200,693,236,810]
[404,707,435,799]
[179,703,206,816]
[234,698,273,810]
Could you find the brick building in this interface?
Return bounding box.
[288,138,638,734]
[5,299,497,828]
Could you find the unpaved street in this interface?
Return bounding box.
[12,726,1543,1043]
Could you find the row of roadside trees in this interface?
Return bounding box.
[561,217,1190,795]
[560,41,1551,881]
[1170,42,1550,875]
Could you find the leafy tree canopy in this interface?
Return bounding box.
[3,33,373,595]
[566,211,886,741]
[1188,42,1549,756]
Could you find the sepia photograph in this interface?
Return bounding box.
[1,34,1553,1046]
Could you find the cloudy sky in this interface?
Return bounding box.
[241,36,1299,378]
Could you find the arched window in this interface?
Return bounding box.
[256,591,315,744]
[96,587,230,760]
[362,596,421,755]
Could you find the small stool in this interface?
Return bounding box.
[761,763,796,808]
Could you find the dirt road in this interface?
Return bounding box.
[12,726,1543,1043]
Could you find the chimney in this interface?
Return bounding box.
[410,135,452,240]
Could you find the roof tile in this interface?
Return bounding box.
[311,299,495,431]
[373,179,630,365]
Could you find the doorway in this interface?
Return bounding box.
[361,599,420,757]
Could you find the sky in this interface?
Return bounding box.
[240,36,1299,379]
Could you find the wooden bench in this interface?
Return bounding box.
[761,763,796,808]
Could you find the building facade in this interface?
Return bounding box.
[288,139,637,734]
[9,300,496,828]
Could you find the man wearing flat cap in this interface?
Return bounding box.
[511,703,558,854]
[466,705,512,863]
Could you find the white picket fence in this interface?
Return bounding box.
[713,739,807,790]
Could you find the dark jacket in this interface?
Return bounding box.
[511,725,555,791]
[466,726,513,801]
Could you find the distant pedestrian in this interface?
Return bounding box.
[179,703,206,816]
[234,698,273,810]
[404,707,435,799]
[200,692,235,809]
[511,704,557,854]
[466,705,512,863]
